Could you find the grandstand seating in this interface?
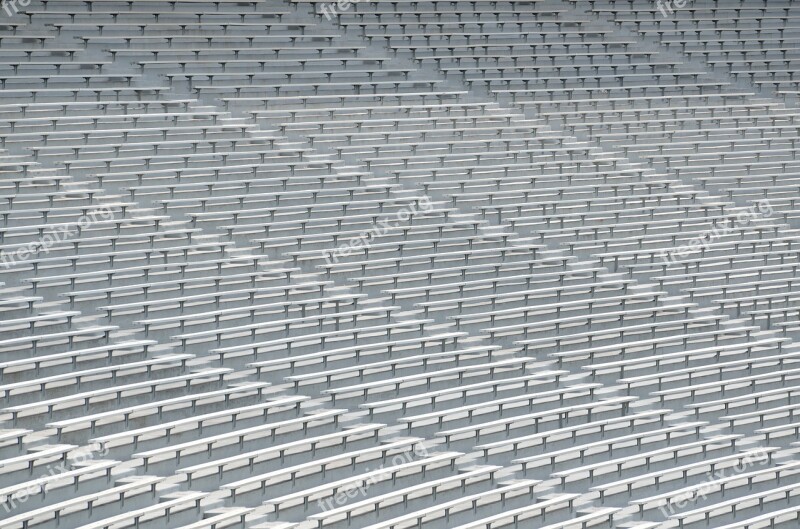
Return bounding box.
[2,0,800,527]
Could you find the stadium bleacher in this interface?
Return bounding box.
[3,0,800,527]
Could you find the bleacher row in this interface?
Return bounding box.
[2,0,800,528]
